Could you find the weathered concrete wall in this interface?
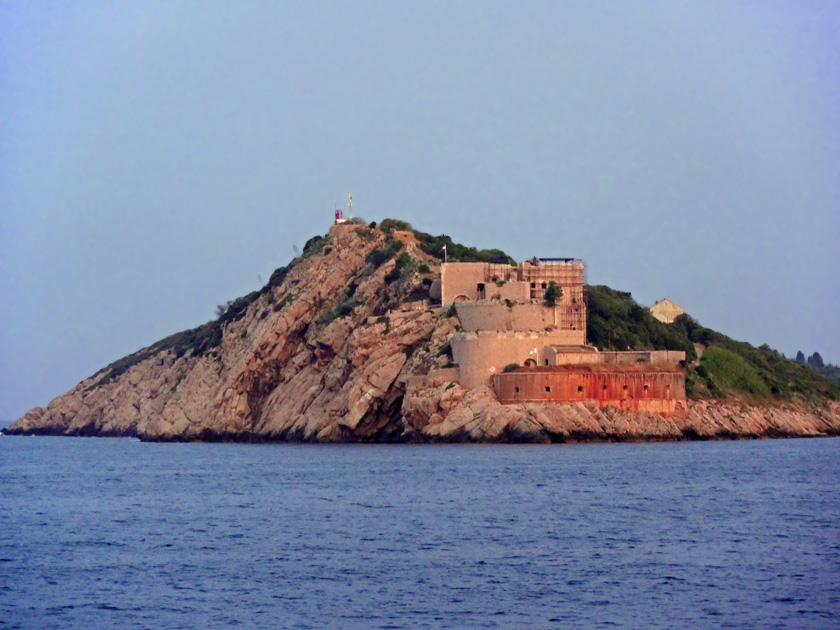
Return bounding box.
[441,261,585,305]
[441,263,487,303]
[485,281,530,303]
[493,367,686,419]
[452,331,586,388]
[546,348,686,366]
[456,303,586,338]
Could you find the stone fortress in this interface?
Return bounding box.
[439,259,687,419]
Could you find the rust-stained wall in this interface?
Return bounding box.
[493,366,686,419]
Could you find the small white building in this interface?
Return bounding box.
[649,298,684,324]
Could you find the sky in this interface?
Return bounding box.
[2,1,839,422]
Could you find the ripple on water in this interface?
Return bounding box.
[1,437,839,629]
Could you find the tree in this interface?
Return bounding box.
[808,352,825,368]
[543,281,562,307]
[795,350,805,364]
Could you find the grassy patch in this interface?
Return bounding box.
[699,347,771,398]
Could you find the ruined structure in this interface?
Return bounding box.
[649,298,685,324]
[442,259,687,418]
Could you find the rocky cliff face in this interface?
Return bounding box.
[7,223,840,442]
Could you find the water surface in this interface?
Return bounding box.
[2,437,837,629]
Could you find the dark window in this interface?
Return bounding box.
[515,387,520,393]
[602,385,607,390]
[623,385,628,390]
[545,359,549,365]
[545,386,551,393]
[577,386,583,393]
[644,384,649,392]
[541,283,547,289]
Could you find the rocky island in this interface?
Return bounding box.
[6,219,840,442]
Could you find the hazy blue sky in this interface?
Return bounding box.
[2,1,839,421]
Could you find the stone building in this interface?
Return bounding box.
[441,259,686,418]
[649,298,685,324]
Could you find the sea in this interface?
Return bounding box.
[1,436,838,629]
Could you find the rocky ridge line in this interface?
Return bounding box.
[7,223,840,442]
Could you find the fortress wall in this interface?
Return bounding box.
[455,303,587,339]
[441,263,487,303]
[452,331,588,388]
[485,264,516,283]
[546,349,604,365]
[517,262,585,287]
[547,349,686,366]
[483,281,530,303]
[493,370,686,419]
[452,332,545,388]
[442,261,586,306]
[600,350,686,365]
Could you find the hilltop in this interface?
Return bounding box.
[6,219,840,442]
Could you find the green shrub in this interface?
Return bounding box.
[418,263,430,274]
[384,268,401,284]
[380,218,413,233]
[543,281,562,307]
[318,298,359,326]
[395,251,411,270]
[366,239,404,267]
[401,220,514,264]
[503,363,519,372]
[302,234,326,257]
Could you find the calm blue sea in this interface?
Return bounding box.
[1,436,838,629]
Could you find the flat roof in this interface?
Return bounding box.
[499,364,684,375]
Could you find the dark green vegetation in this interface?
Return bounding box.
[795,351,840,387]
[366,239,404,268]
[586,285,840,402]
[378,218,515,265]
[543,281,562,307]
